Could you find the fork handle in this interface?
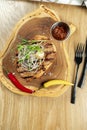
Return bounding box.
[78,58,87,88]
[71,87,76,104]
[71,65,79,104]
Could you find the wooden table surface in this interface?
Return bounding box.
[0,1,87,130]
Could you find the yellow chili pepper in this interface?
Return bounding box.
[43,80,74,88]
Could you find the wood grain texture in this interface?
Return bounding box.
[0,1,87,130]
[0,4,75,97]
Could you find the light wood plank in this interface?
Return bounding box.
[0,1,87,130]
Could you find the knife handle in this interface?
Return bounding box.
[78,58,87,88]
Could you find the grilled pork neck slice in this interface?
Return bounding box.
[16,36,56,81]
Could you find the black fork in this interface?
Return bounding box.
[71,44,84,104]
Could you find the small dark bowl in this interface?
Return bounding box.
[50,22,70,41]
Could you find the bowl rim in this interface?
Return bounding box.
[50,21,70,41]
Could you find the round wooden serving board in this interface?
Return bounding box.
[0,5,76,97]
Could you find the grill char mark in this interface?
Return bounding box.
[16,41,56,80]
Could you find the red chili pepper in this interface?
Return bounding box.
[8,73,35,94]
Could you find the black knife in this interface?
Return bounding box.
[78,38,87,88]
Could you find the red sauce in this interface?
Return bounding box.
[52,26,67,40]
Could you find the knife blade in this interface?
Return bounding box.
[78,38,87,88]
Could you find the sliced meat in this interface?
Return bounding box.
[16,40,56,82]
[44,46,54,53]
[26,77,33,82]
[46,52,56,60]
[17,67,28,73]
[15,51,18,56]
[42,61,52,70]
[43,42,52,47]
[20,71,35,78]
[34,69,44,78]
[43,60,51,66]
[33,35,49,40]
[17,63,21,67]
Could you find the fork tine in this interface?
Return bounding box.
[77,44,80,51]
[76,44,84,56]
[80,44,84,55]
[80,44,83,51]
[75,44,80,57]
[75,43,80,52]
[82,44,85,52]
[75,44,79,55]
